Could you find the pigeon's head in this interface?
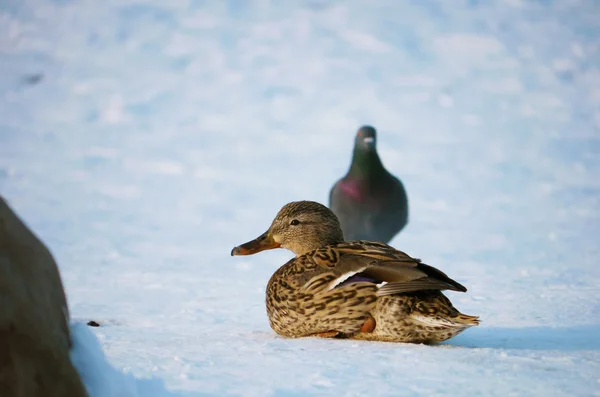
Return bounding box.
[354,125,377,151]
[230,201,344,257]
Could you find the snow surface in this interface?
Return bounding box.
[70,322,185,397]
[1,0,600,396]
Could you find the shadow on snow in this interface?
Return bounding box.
[447,324,600,351]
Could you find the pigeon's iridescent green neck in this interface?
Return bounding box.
[348,146,386,180]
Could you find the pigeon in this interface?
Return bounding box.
[329,125,409,243]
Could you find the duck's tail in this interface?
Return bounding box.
[410,290,480,329]
[411,312,480,330]
[454,313,480,327]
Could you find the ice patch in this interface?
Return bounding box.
[433,34,504,61]
[338,30,391,53]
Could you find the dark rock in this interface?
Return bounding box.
[0,196,87,396]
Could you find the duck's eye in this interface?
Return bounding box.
[290,219,300,226]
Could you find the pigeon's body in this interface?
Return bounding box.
[329,126,408,243]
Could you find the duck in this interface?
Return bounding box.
[329,125,409,244]
[231,200,479,344]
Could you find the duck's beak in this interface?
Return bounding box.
[231,230,281,256]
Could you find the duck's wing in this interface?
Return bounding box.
[299,241,467,295]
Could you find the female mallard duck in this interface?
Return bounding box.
[231,201,479,344]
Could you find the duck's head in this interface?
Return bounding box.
[231,201,344,257]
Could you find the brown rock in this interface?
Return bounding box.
[0,196,87,396]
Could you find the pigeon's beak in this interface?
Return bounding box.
[231,230,281,256]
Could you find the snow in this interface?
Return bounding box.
[70,323,185,397]
[1,0,599,396]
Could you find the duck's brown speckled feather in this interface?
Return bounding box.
[266,240,478,342]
